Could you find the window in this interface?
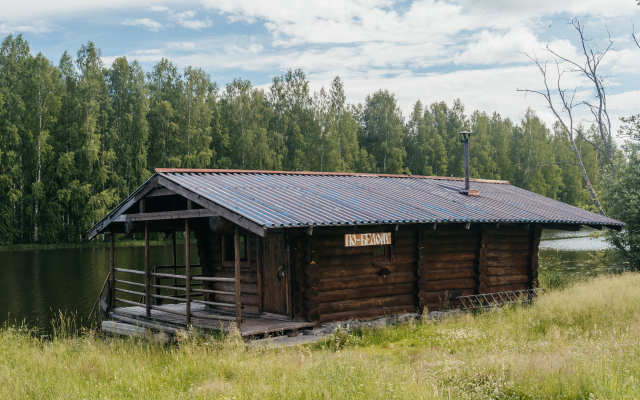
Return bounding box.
[224,235,248,262]
[374,243,391,260]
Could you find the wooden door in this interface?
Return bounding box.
[262,234,289,316]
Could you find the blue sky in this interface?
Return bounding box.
[3,0,640,134]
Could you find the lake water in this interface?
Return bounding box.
[0,228,610,331]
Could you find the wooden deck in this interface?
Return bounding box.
[110,303,316,337]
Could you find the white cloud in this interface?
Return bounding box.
[0,20,56,34]
[0,0,198,22]
[149,5,169,12]
[171,10,212,29]
[166,41,196,49]
[122,18,164,31]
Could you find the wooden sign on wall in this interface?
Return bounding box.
[344,232,392,247]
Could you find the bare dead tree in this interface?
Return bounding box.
[517,17,612,216]
[518,56,604,215]
[546,19,614,172]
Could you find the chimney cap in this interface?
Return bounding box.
[459,131,473,141]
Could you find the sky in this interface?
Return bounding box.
[2,0,640,134]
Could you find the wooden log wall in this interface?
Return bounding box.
[289,234,309,322]
[304,227,418,323]
[195,229,260,314]
[478,225,541,294]
[417,225,480,312]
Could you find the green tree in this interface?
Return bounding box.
[222,79,278,170]
[22,53,62,242]
[601,143,640,269]
[106,57,149,195]
[361,90,406,174]
[147,59,181,168]
[0,34,29,243]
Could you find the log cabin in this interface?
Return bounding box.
[87,166,623,337]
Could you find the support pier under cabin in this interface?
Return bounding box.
[87,169,623,337]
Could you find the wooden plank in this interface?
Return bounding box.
[420,252,476,262]
[235,226,242,326]
[420,243,478,253]
[172,231,178,303]
[87,176,159,240]
[115,268,145,275]
[126,209,217,222]
[150,304,237,321]
[110,234,115,309]
[101,321,146,337]
[212,293,259,307]
[485,242,531,251]
[418,289,475,303]
[483,226,529,236]
[212,281,258,295]
[419,267,476,281]
[420,236,480,245]
[484,274,529,286]
[316,246,373,257]
[256,235,263,314]
[145,187,176,197]
[316,284,416,303]
[420,228,479,237]
[485,235,530,243]
[419,278,476,292]
[145,220,150,317]
[115,287,145,297]
[316,254,374,268]
[418,261,476,270]
[486,258,529,268]
[486,250,529,259]
[318,304,416,323]
[317,272,416,292]
[158,176,266,237]
[109,314,180,334]
[318,294,415,314]
[485,266,529,276]
[185,209,191,324]
[318,263,414,279]
[116,297,144,307]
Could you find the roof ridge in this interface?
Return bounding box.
[154,168,510,185]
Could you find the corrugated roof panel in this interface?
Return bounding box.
[155,170,623,228]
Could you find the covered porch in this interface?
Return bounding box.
[89,172,306,337]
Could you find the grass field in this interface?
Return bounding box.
[1,272,639,399]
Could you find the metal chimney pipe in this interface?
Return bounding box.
[458,131,478,196]
[464,138,470,191]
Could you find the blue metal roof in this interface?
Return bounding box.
[155,169,623,229]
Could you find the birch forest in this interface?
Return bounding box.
[0,35,612,245]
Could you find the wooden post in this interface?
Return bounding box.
[185,201,191,325]
[256,235,263,314]
[234,226,242,326]
[144,221,150,317]
[286,236,291,318]
[172,231,177,303]
[110,232,115,310]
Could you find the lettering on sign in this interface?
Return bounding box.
[344,232,392,247]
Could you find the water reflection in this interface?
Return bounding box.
[0,244,198,331]
[539,228,610,275]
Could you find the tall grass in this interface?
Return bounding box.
[2,273,640,399]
